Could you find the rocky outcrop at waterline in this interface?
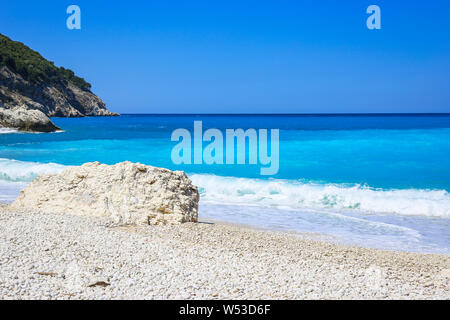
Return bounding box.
[0,106,60,132]
[10,161,199,225]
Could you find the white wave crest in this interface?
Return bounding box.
[0,158,67,182]
[0,128,19,134]
[190,174,450,218]
[0,128,64,134]
[0,158,448,218]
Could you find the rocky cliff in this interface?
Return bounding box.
[0,33,118,117]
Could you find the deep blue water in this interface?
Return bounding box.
[2,114,450,189]
[1,114,449,253]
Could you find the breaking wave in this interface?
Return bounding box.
[190,174,450,218]
[0,158,448,218]
[0,158,67,182]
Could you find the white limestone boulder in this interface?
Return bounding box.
[10,161,199,225]
[0,106,61,132]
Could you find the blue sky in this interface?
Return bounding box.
[1,0,449,113]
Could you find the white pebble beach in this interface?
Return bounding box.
[0,204,448,300]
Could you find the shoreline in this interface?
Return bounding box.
[1,204,448,299]
[0,156,449,255]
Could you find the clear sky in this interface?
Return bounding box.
[1,0,450,114]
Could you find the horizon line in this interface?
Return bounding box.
[115,112,450,116]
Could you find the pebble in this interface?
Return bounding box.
[0,204,448,299]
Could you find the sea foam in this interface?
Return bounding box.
[0,158,448,218]
[0,128,19,134]
[190,174,450,218]
[0,158,67,183]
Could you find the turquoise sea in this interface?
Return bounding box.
[1,114,449,253]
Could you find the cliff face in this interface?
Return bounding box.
[0,34,118,117]
[0,66,118,117]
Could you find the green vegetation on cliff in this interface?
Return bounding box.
[0,33,91,91]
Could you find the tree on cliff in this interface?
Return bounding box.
[0,33,91,91]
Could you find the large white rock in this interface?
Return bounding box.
[0,106,60,132]
[10,161,199,225]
